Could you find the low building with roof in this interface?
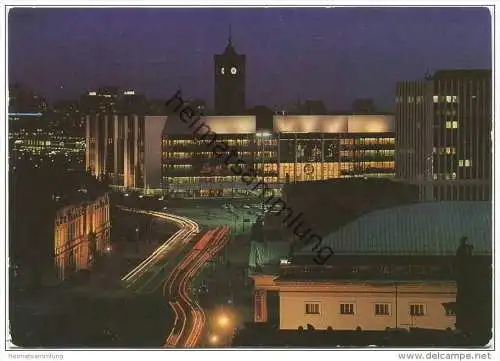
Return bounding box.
[248,201,492,332]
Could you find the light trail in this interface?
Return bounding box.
[163,225,231,348]
[118,206,199,288]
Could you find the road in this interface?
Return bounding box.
[118,206,200,293]
[164,226,231,348]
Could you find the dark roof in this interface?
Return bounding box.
[298,201,492,256]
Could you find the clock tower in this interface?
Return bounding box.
[214,31,246,115]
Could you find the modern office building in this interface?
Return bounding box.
[249,202,492,331]
[85,114,167,189]
[161,113,395,198]
[161,114,279,198]
[214,34,246,115]
[395,70,492,201]
[274,114,395,183]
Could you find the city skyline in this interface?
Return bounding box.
[9,7,491,110]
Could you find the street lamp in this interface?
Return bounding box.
[209,334,219,345]
[218,314,230,329]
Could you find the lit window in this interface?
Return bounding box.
[446,96,452,103]
[305,303,320,315]
[340,303,355,315]
[451,172,457,180]
[433,173,438,180]
[446,121,452,129]
[375,304,390,316]
[458,160,464,167]
[408,96,414,103]
[465,159,472,167]
[433,96,439,103]
[409,304,425,316]
[452,96,458,103]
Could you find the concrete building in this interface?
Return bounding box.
[395,70,492,201]
[85,114,167,190]
[249,202,491,331]
[161,113,395,198]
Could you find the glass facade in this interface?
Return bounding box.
[162,131,395,198]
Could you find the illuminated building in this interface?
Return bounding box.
[86,114,167,189]
[214,32,246,115]
[161,114,395,198]
[275,114,395,183]
[80,87,147,114]
[396,70,492,201]
[162,115,279,198]
[54,192,110,280]
[249,202,491,331]
[10,166,110,284]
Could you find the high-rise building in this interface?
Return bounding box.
[80,87,148,115]
[214,34,246,115]
[395,70,492,201]
[85,114,166,190]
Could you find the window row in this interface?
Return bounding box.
[304,302,455,317]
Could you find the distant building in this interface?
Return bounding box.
[297,100,327,115]
[10,165,110,284]
[395,70,492,201]
[352,98,376,113]
[9,112,85,171]
[80,87,148,115]
[8,84,48,113]
[249,202,491,331]
[214,34,246,115]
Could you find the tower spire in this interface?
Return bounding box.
[228,24,232,46]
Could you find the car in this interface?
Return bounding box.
[242,205,251,209]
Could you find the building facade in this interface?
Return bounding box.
[396,70,492,201]
[54,193,110,280]
[85,114,167,189]
[249,201,492,331]
[162,114,395,198]
[253,275,457,331]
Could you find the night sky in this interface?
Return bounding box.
[9,7,491,110]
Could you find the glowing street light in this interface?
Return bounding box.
[105,245,112,252]
[209,334,219,345]
[217,314,231,328]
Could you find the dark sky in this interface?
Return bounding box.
[9,7,491,110]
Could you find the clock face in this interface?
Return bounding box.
[230,67,237,75]
[220,67,225,75]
